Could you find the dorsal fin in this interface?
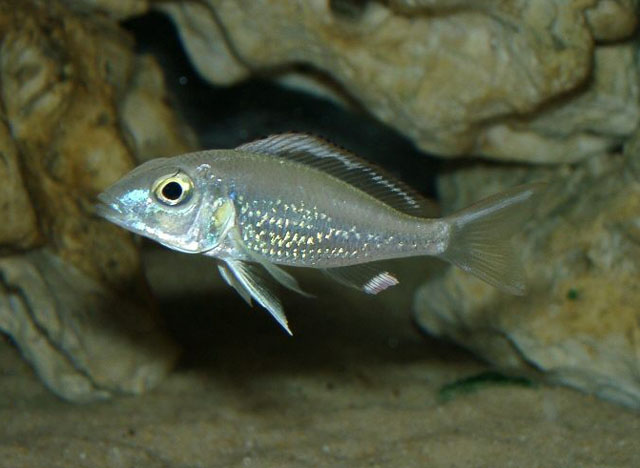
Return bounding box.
[236,133,432,217]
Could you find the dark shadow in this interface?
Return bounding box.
[159,287,478,379]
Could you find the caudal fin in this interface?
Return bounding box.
[439,183,545,295]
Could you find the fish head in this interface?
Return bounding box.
[96,157,230,254]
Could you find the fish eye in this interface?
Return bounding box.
[153,172,193,206]
[162,181,182,200]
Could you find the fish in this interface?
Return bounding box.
[96,133,543,334]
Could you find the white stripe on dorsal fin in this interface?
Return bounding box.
[321,264,399,295]
[236,133,431,217]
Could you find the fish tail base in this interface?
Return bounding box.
[438,183,545,295]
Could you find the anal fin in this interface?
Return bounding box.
[217,263,252,306]
[322,264,399,295]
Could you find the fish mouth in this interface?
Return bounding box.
[95,193,125,225]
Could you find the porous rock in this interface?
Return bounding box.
[33,0,640,410]
[156,0,638,163]
[61,0,149,19]
[0,0,187,401]
[0,251,174,402]
[414,145,640,408]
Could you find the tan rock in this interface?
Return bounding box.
[391,0,638,42]
[155,0,638,162]
[20,0,639,408]
[119,54,197,162]
[584,0,638,41]
[157,1,251,85]
[414,146,640,407]
[0,122,39,249]
[480,43,639,163]
[61,0,149,19]
[0,0,188,401]
[0,251,176,402]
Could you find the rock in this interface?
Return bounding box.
[119,54,197,162]
[61,0,149,19]
[0,251,176,402]
[478,43,639,163]
[11,0,639,410]
[0,0,187,401]
[414,145,640,408]
[154,0,638,162]
[0,121,39,249]
[584,0,638,41]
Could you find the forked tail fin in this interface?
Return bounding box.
[439,183,545,295]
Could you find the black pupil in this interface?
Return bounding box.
[161,181,183,201]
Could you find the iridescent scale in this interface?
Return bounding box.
[235,195,397,266]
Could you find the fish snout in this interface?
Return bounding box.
[94,191,124,222]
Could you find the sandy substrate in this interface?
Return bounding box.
[1,248,638,468]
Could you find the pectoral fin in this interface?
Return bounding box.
[220,259,292,335]
[217,263,252,306]
[322,264,399,295]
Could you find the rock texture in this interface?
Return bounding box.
[61,0,149,19]
[12,0,639,412]
[0,0,190,401]
[155,0,639,162]
[415,143,640,408]
[0,251,174,402]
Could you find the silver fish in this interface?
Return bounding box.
[97,133,542,334]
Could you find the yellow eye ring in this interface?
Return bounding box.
[153,172,194,206]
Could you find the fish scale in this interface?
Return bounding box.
[235,195,390,265]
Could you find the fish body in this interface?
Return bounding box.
[97,134,542,334]
[208,151,447,267]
